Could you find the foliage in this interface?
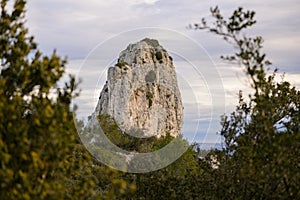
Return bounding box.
[115,61,129,67]
[0,1,134,199]
[97,114,206,199]
[191,6,300,199]
[132,145,203,200]
[155,51,163,60]
[98,114,173,153]
[3,1,298,199]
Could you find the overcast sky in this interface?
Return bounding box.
[25,0,300,145]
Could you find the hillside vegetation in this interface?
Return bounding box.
[0,1,299,199]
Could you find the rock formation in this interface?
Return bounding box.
[93,38,183,138]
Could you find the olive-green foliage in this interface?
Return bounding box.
[67,143,136,199]
[155,51,163,61]
[99,114,165,152]
[0,1,78,198]
[4,1,297,199]
[191,6,300,199]
[155,51,162,60]
[0,1,134,199]
[133,145,204,200]
[115,61,128,67]
[98,114,206,199]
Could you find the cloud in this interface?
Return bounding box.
[26,0,300,143]
[129,0,160,5]
[26,0,300,71]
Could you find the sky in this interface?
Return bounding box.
[25,0,300,146]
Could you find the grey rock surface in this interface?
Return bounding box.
[94,38,183,138]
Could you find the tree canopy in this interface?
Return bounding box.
[190,6,300,199]
[0,0,134,199]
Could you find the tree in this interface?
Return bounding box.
[191,6,300,199]
[0,1,134,199]
[0,0,94,198]
[93,114,205,199]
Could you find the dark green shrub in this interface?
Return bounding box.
[155,51,163,60]
[115,61,128,67]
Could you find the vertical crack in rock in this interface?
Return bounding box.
[93,38,183,138]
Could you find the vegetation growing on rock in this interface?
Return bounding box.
[155,51,163,60]
[1,1,299,199]
[115,61,129,67]
[141,38,160,47]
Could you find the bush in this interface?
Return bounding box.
[115,61,128,67]
[155,51,163,60]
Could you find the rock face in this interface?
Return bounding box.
[94,38,183,138]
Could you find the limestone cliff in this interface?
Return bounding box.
[93,38,183,138]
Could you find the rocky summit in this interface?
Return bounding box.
[94,38,183,138]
